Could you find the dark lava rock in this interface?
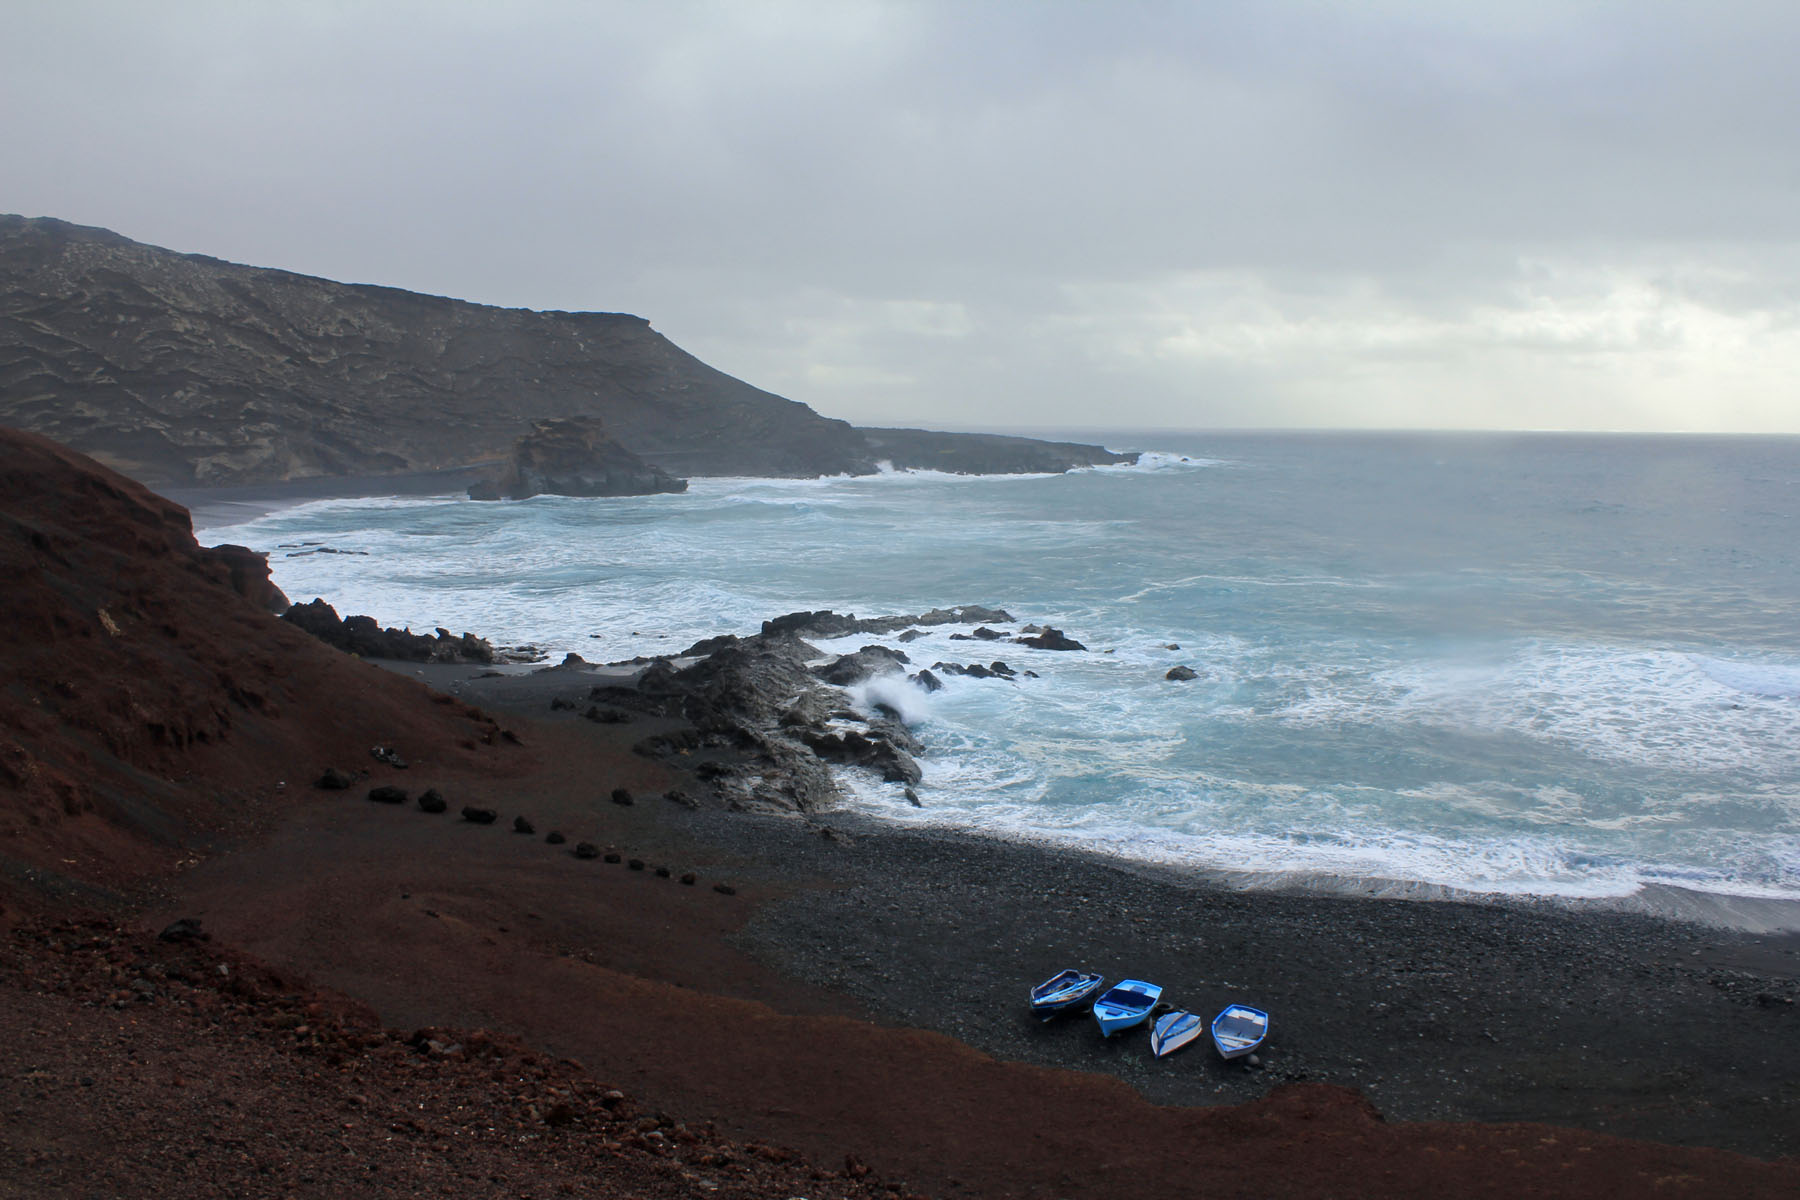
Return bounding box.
[610,787,634,806]
[367,785,407,805]
[628,858,645,871]
[680,872,697,885]
[989,661,1015,677]
[461,806,498,824]
[896,629,926,643]
[815,644,910,686]
[545,830,566,845]
[314,767,355,790]
[573,842,600,860]
[585,705,631,723]
[469,416,687,500]
[199,542,290,613]
[1017,627,1086,651]
[654,865,671,878]
[905,787,922,807]
[663,788,699,808]
[550,696,577,711]
[285,598,495,664]
[712,883,737,896]
[910,668,943,692]
[157,918,205,943]
[417,789,447,813]
[513,815,535,834]
[603,852,622,863]
[1166,665,1198,681]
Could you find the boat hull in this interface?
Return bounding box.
[1149,1010,1203,1057]
[1092,979,1163,1037]
[1210,1004,1270,1060]
[1028,969,1106,1017]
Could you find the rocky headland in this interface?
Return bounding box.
[0,215,1137,492]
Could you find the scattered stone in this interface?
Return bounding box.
[513,816,535,834]
[1164,643,1181,651]
[573,842,600,859]
[627,858,645,871]
[417,789,447,813]
[370,745,408,768]
[610,787,634,806]
[603,852,622,863]
[550,696,577,711]
[988,661,1015,677]
[662,788,698,808]
[653,865,671,878]
[910,669,943,693]
[896,629,926,642]
[712,883,737,896]
[157,918,205,943]
[545,830,567,845]
[680,872,697,885]
[368,785,407,805]
[1165,665,1198,681]
[314,767,355,790]
[585,706,631,723]
[461,806,498,825]
[904,787,922,808]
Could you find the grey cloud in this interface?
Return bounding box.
[5,1,1799,431]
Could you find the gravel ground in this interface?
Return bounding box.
[682,806,1800,1161]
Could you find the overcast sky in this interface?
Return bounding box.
[6,1,1800,433]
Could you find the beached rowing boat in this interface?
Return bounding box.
[1211,1004,1269,1060]
[1092,979,1162,1036]
[1149,1009,1203,1057]
[1028,968,1106,1017]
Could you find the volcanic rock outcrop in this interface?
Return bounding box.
[468,416,687,500]
[0,215,1137,488]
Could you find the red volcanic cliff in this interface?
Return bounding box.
[0,427,506,914]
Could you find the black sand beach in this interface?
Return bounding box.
[413,657,1800,1162]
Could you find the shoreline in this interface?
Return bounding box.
[378,655,1800,1160]
[416,656,1800,936]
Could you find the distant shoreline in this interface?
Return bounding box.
[168,465,499,531]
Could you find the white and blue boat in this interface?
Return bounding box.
[1148,1009,1204,1057]
[1092,979,1162,1037]
[1210,1004,1270,1060]
[1028,969,1107,1018]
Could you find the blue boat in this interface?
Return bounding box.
[1028,968,1106,1018]
[1092,979,1162,1036]
[1210,1004,1270,1060]
[1149,1009,1204,1057]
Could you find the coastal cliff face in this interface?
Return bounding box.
[0,215,1135,487]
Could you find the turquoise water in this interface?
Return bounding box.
[201,433,1800,902]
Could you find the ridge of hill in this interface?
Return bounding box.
[0,215,1134,488]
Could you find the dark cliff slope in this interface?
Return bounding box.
[0,426,507,912]
[0,215,1134,486]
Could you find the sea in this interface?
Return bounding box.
[196,432,1800,917]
